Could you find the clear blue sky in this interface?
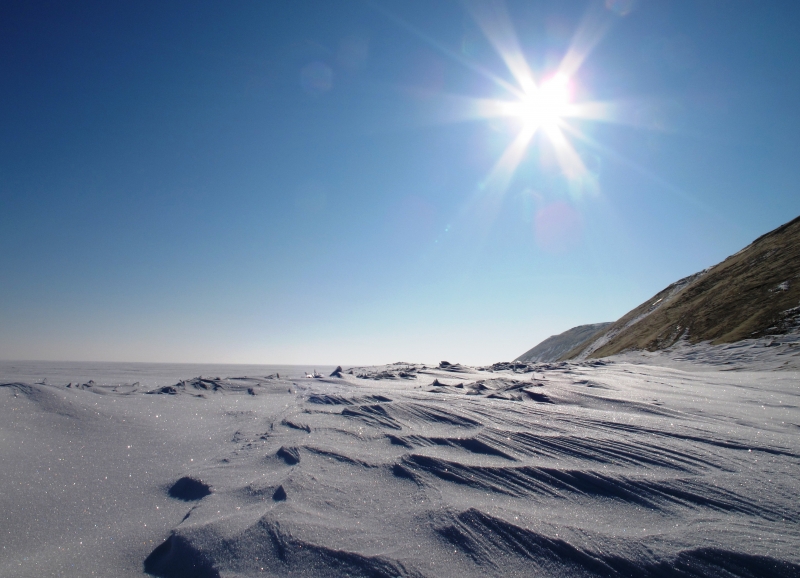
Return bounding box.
[1,0,799,365]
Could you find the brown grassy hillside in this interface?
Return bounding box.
[561,215,800,360]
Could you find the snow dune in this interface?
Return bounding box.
[2,355,798,577]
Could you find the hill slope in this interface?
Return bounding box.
[562,215,800,360]
[515,322,611,362]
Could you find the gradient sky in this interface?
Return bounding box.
[2,0,799,365]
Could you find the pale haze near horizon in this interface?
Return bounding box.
[1,0,799,365]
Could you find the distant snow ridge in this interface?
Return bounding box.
[515,322,612,362]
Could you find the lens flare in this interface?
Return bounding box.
[535,201,584,253]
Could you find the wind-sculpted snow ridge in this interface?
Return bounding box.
[428,376,553,402]
[133,362,800,578]
[346,362,425,380]
[612,328,800,371]
[1,360,798,577]
[435,508,800,577]
[146,375,285,396]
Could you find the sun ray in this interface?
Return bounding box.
[557,3,615,78]
[400,92,645,133]
[543,123,590,183]
[563,100,621,123]
[565,98,688,131]
[365,91,529,136]
[456,122,540,240]
[463,0,536,95]
[559,122,721,216]
[365,0,521,97]
[482,123,539,197]
[430,93,529,124]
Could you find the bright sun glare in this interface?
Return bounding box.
[435,1,626,202]
[514,74,572,130]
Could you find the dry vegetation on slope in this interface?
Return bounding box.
[561,215,800,360]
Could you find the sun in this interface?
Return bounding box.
[400,0,624,202]
[513,74,572,130]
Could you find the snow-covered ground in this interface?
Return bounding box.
[1,350,798,577]
[613,330,800,372]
